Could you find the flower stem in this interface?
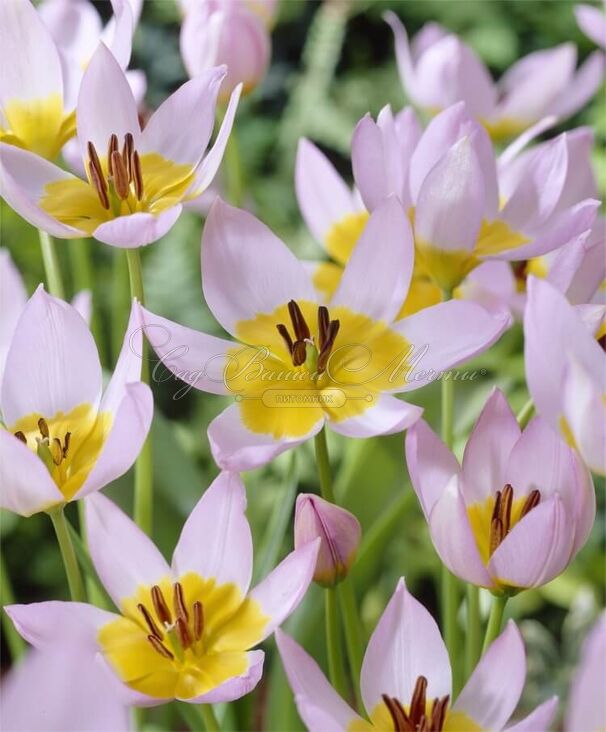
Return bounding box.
[516,398,535,429]
[465,585,481,677]
[38,229,65,299]
[314,427,335,503]
[48,507,86,602]
[325,587,349,699]
[0,553,26,660]
[125,249,153,535]
[178,702,220,732]
[482,594,508,653]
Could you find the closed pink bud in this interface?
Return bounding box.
[294,494,361,587]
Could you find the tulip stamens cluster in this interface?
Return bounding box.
[141,582,205,662]
[276,301,340,375]
[87,133,144,214]
[381,675,450,732]
[15,417,72,480]
[489,484,541,556]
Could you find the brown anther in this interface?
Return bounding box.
[193,601,204,641]
[292,340,307,367]
[138,603,163,639]
[409,675,428,725]
[382,694,414,732]
[147,634,174,660]
[500,483,513,534]
[173,582,189,623]
[87,141,103,180]
[122,133,134,179]
[88,160,110,210]
[489,516,504,556]
[107,133,119,176]
[38,417,49,439]
[430,695,450,731]
[50,438,63,465]
[175,616,193,650]
[132,150,144,200]
[317,319,340,374]
[63,432,71,458]
[276,323,294,355]
[520,489,541,519]
[417,715,429,732]
[14,431,27,444]
[491,489,502,523]
[151,585,172,625]
[288,300,310,341]
[318,306,330,348]
[111,150,130,199]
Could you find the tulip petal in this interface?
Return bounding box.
[140,67,226,167]
[0,142,85,238]
[188,650,264,704]
[0,249,27,377]
[331,197,414,322]
[461,388,520,505]
[85,493,171,608]
[249,539,320,642]
[73,381,153,500]
[455,621,525,730]
[488,494,575,588]
[92,206,183,249]
[428,477,494,587]
[208,404,325,471]
[172,472,253,595]
[351,114,391,213]
[1,286,102,426]
[550,50,605,121]
[201,199,316,335]
[0,430,64,517]
[276,629,362,730]
[506,696,558,732]
[565,612,606,732]
[361,578,452,715]
[71,289,92,325]
[575,4,606,49]
[329,393,422,438]
[405,419,460,520]
[393,300,509,392]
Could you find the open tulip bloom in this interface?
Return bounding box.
[0,43,241,248]
[277,578,558,732]
[405,389,595,592]
[139,196,509,472]
[0,287,152,517]
[6,473,320,705]
[385,12,605,140]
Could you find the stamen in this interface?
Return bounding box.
[132,150,144,200]
[50,438,63,465]
[417,714,429,732]
[500,483,513,534]
[14,431,27,444]
[138,603,163,640]
[288,300,310,341]
[107,133,119,176]
[489,516,504,555]
[122,133,134,179]
[430,695,450,731]
[491,489,502,524]
[111,151,130,199]
[88,160,110,210]
[317,319,340,374]
[318,306,330,348]
[520,489,541,518]
[292,339,307,367]
[173,582,189,622]
[193,601,204,641]
[409,675,428,724]
[38,417,49,439]
[63,432,71,458]
[151,585,172,625]
[276,323,294,355]
[147,634,174,660]
[175,616,193,650]
[381,694,414,732]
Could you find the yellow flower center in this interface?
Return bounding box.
[9,404,111,504]
[481,117,530,143]
[0,93,76,160]
[98,573,269,700]
[39,132,194,234]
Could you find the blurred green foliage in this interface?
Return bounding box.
[1,1,604,730]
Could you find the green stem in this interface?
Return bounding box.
[337,579,363,709]
[516,398,535,429]
[482,595,508,653]
[67,516,111,609]
[314,427,335,503]
[325,587,349,699]
[111,250,130,363]
[48,507,86,602]
[465,585,481,677]
[38,230,65,299]
[125,249,153,535]
[0,553,26,660]
[179,702,220,732]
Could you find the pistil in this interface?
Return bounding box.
[382,675,450,732]
[276,300,340,375]
[489,484,541,556]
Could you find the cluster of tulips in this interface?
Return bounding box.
[0,0,605,730]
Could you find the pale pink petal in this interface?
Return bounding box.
[0,249,27,377]
[248,539,320,641]
[85,493,170,607]
[1,286,102,426]
[101,301,144,414]
[201,198,316,335]
[276,629,362,730]
[361,578,452,715]
[565,221,606,304]
[329,394,422,439]
[351,113,391,213]
[455,621,525,730]
[575,4,606,49]
[565,612,606,732]
[498,116,558,167]
[208,404,325,472]
[332,196,414,321]
[405,419,460,520]
[71,289,92,325]
[549,50,605,120]
[188,650,264,704]
[92,207,183,249]
[0,430,64,517]
[557,127,598,208]
[506,697,558,732]
[102,0,136,70]
[459,261,517,318]
[296,137,359,244]
[461,388,520,505]
[383,13,416,97]
[410,22,449,59]
[172,472,253,595]
[39,0,102,68]
[428,478,494,588]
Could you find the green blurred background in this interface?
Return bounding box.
[1,1,604,729]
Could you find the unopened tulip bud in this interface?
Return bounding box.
[294,494,361,587]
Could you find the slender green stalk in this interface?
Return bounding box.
[325,587,349,699]
[178,702,220,732]
[337,579,363,708]
[38,229,65,299]
[465,585,481,677]
[125,249,153,535]
[111,250,130,363]
[516,398,535,429]
[0,552,26,660]
[224,127,244,207]
[48,507,86,602]
[482,595,508,653]
[314,427,335,503]
[66,518,111,608]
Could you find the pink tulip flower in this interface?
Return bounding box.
[139,196,509,472]
[0,44,240,248]
[277,578,558,731]
[576,3,606,49]
[385,13,605,140]
[565,611,606,731]
[6,473,320,705]
[405,389,595,591]
[524,277,606,476]
[0,288,152,517]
